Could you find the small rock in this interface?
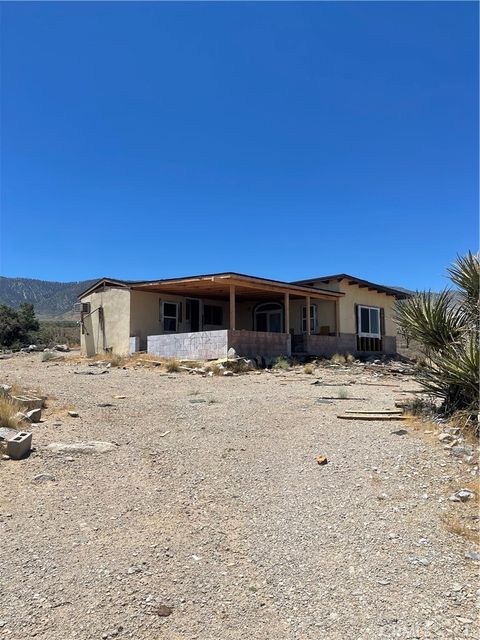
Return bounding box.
[227,347,237,358]
[223,370,234,377]
[438,433,454,443]
[2,454,11,461]
[26,408,42,422]
[316,455,328,465]
[156,605,173,617]
[68,411,79,418]
[47,441,117,454]
[54,344,70,352]
[464,551,480,561]
[449,489,475,502]
[31,473,56,483]
[391,429,408,436]
[0,384,12,396]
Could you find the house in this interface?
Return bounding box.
[77,271,408,360]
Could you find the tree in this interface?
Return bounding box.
[0,303,40,347]
[395,251,479,416]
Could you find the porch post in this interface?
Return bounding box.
[305,295,311,336]
[335,298,340,336]
[229,284,236,330]
[284,292,290,333]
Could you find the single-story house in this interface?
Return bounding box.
[76,271,408,360]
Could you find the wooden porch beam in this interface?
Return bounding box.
[306,295,311,336]
[335,298,340,336]
[229,284,236,330]
[284,292,290,333]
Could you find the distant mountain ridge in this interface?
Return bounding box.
[0,276,98,320]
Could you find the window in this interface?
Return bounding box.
[254,302,284,333]
[302,305,317,333]
[161,301,179,332]
[357,305,381,338]
[204,304,223,326]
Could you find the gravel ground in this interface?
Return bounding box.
[1,353,479,640]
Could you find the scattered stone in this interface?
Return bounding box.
[227,347,237,358]
[0,383,12,397]
[316,455,328,465]
[438,433,454,443]
[0,427,18,440]
[114,395,126,399]
[464,551,480,562]
[97,403,115,408]
[156,605,173,617]
[31,473,56,483]
[68,411,79,418]
[449,489,475,502]
[391,429,408,436]
[47,441,117,454]
[55,344,70,352]
[223,370,234,377]
[26,408,42,423]
[2,454,11,461]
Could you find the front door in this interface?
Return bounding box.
[254,302,283,333]
[187,299,200,332]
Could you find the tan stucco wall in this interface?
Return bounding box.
[80,288,131,356]
[308,279,396,336]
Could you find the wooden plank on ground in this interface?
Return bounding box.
[344,409,404,415]
[337,413,408,421]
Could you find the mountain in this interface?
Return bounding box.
[0,276,98,320]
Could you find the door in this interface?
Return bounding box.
[187,299,200,332]
[254,302,283,333]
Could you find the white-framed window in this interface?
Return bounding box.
[357,305,381,338]
[302,305,317,333]
[161,301,179,332]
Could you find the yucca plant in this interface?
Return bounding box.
[395,251,479,416]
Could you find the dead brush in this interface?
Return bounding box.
[337,388,349,399]
[0,396,21,430]
[165,358,180,373]
[273,356,290,370]
[331,353,346,365]
[442,513,480,544]
[109,353,126,368]
[304,364,315,375]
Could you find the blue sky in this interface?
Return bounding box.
[1,1,477,290]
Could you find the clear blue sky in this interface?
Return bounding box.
[1,1,478,290]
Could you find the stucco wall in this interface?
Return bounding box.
[80,288,131,356]
[307,279,396,337]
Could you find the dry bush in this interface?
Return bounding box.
[345,353,355,363]
[337,388,349,399]
[165,358,180,373]
[109,353,126,368]
[443,513,479,543]
[0,396,21,429]
[331,353,346,365]
[304,364,315,375]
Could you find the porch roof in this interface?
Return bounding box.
[80,272,343,302]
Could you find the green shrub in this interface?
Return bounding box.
[273,356,290,370]
[395,251,479,416]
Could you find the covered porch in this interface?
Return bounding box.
[129,273,344,359]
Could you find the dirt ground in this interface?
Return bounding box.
[1,352,479,640]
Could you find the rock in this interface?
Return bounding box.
[55,344,70,352]
[450,446,474,458]
[438,433,454,443]
[26,408,42,423]
[2,454,11,461]
[223,370,234,377]
[449,489,475,502]
[316,455,328,465]
[156,605,173,617]
[227,348,237,358]
[0,427,18,440]
[46,441,117,454]
[31,473,56,483]
[27,344,39,352]
[391,429,408,436]
[68,411,79,418]
[12,396,43,410]
[0,384,12,397]
[465,551,480,561]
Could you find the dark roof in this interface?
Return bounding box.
[292,273,410,298]
[78,272,343,300]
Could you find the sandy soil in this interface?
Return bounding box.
[1,353,478,640]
